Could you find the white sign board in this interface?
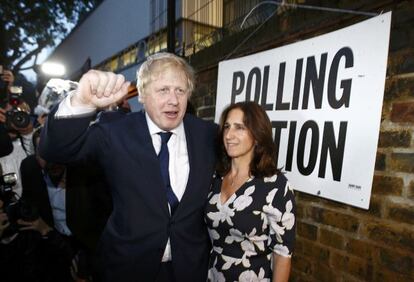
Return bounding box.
[215,12,391,209]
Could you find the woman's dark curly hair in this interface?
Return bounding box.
[216,101,280,178]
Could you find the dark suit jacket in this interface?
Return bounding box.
[65,160,112,251]
[19,155,82,281]
[39,110,217,282]
[20,155,54,226]
[20,155,112,252]
[0,124,13,158]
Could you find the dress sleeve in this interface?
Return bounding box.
[265,174,296,257]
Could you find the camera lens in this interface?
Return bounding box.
[11,111,30,128]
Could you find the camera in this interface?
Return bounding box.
[1,173,39,237]
[0,173,17,203]
[5,86,31,129]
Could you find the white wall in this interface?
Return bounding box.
[46,0,150,78]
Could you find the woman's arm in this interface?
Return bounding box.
[272,253,291,282]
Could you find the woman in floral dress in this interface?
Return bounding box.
[205,101,296,282]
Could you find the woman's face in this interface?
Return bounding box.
[223,108,255,163]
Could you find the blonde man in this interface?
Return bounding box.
[39,53,217,282]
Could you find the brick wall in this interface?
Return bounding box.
[190,0,414,281]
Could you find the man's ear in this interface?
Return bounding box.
[138,93,146,104]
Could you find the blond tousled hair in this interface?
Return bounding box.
[136,52,195,102]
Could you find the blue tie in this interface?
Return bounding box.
[158,132,179,215]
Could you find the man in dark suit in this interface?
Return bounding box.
[65,159,112,252]
[39,53,217,282]
[18,154,76,282]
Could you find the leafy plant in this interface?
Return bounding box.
[0,0,102,72]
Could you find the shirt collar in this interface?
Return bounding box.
[145,112,184,137]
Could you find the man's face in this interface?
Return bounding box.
[141,67,189,131]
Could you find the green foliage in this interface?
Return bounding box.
[0,0,102,72]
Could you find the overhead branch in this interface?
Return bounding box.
[13,42,47,72]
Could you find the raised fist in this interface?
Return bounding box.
[72,70,130,109]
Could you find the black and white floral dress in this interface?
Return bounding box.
[205,173,296,282]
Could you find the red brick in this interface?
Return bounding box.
[390,153,414,173]
[297,239,330,264]
[375,268,414,282]
[345,238,377,262]
[387,48,414,75]
[363,221,414,252]
[409,180,414,199]
[313,262,338,281]
[372,175,404,196]
[292,254,312,275]
[319,228,344,250]
[351,195,383,218]
[378,130,411,148]
[387,201,414,225]
[290,271,313,282]
[294,238,305,255]
[297,221,318,240]
[367,196,383,218]
[381,100,391,121]
[308,206,359,232]
[385,75,414,101]
[378,247,414,276]
[295,202,305,219]
[330,252,372,281]
[391,102,414,123]
[375,152,386,171]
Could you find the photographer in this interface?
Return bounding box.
[0,173,33,282]
[0,187,75,282]
[0,68,14,106]
[0,67,38,114]
[17,126,94,282]
[0,127,83,282]
[0,102,35,196]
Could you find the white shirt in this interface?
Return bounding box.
[0,132,34,196]
[145,114,189,262]
[145,113,189,203]
[55,90,96,117]
[55,94,190,261]
[43,172,72,236]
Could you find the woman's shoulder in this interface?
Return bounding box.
[262,172,288,188]
[259,172,295,199]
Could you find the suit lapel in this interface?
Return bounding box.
[174,116,200,217]
[130,112,170,217]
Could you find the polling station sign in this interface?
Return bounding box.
[215,12,391,209]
